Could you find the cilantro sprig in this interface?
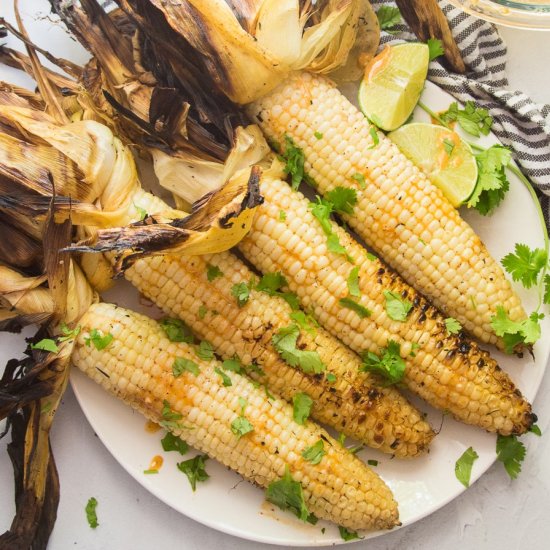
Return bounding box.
[496,434,526,480]
[440,101,493,138]
[292,392,313,425]
[177,455,209,491]
[272,324,326,374]
[427,38,444,61]
[361,341,406,385]
[301,439,326,465]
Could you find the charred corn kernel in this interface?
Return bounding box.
[248,71,526,348]
[72,302,398,530]
[124,247,433,457]
[237,176,535,436]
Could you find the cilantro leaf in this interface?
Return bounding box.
[84,329,113,351]
[326,187,357,215]
[326,372,336,383]
[491,306,543,353]
[301,439,325,465]
[501,243,547,289]
[198,305,208,319]
[293,392,313,425]
[455,446,479,488]
[196,340,214,361]
[214,367,232,387]
[256,272,289,294]
[206,264,223,282]
[266,465,311,522]
[314,131,323,140]
[440,101,493,137]
[58,322,81,342]
[367,459,378,466]
[31,338,59,353]
[231,282,251,307]
[427,38,445,61]
[85,497,99,529]
[309,197,333,234]
[222,356,243,374]
[445,317,462,335]
[368,126,379,149]
[361,340,406,384]
[347,266,361,297]
[366,251,377,261]
[496,434,526,479]
[134,203,148,221]
[159,318,194,343]
[352,173,366,189]
[281,135,306,190]
[177,455,209,491]
[173,357,200,377]
[339,526,361,541]
[376,6,401,33]
[231,416,254,438]
[327,233,352,260]
[279,210,287,221]
[530,424,542,436]
[272,324,326,374]
[161,432,189,455]
[289,311,318,333]
[339,297,372,319]
[383,290,413,321]
[280,291,301,310]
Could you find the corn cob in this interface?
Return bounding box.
[123,230,433,456]
[247,71,526,348]
[237,175,535,436]
[72,301,399,531]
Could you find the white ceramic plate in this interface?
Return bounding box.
[1,3,549,546]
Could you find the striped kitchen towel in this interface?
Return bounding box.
[371,0,550,228]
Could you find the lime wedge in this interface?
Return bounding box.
[358,43,429,131]
[388,123,478,207]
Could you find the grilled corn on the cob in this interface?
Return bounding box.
[73,301,399,531]
[237,174,535,436]
[247,71,526,348]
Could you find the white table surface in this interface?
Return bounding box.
[1,6,550,550]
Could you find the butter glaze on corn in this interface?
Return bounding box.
[237,176,535,436]
[72,302,399,531]
[247,71,526,348]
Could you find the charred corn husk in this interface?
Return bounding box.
[72,302,399,531]
[237,174,535,436]
[247,71,526,348]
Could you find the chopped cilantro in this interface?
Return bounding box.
[279,210,287,221]
[198,305,208,319]
[326,187,357,216]
[161,400,183,424]
[214,367,232,387]
[134,203,148,221]
[455,446,479,488]
[231,282,251,307]
[496,434,526,480]
[161,432,189,455]
[383,290,413,322]
[177,455,209,491]
[491,306,543,353]
[195,340,214,360]
[272,324,326,374]
[445,317,462,335]
[31,338,59,353]
[376,5,402,34]
[346,266,361,297]
[327,233,352,261]
[348,445,364,454]
[231,415,254,439]
[326,372,336,383]
[222,356,243,374]
[84,329,113,351]
[366,251,377,261]
[206,264,223,282]
[293,392,313,425]
[337,432,346,447]
[256,272,288,294]
[443,138,455,156]
[530,424,542,436]
[367,459,378,466]
[246,362,266,377]
[440,101,493,137]
[427,37,445,61]
[361,340,406,385]
[309,197,333,234]
[266,465,311,522]
[85,497,99,529]
[281,135,306,190]
[58,322,81,342]
[339,297,372,319]
[314,131,323,140]
[339,526,361,541]
[352,172,366,189]
[264,384,275,400]
[173,357,200,377]
[369,126,379,149]
[289,311,318,334]
[501,243,547,289]
[159,318,194,343]
[469,145,511,215]
[301,439,325,465]
[143,469,159,474]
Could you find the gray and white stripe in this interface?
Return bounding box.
[371,0,550,226]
